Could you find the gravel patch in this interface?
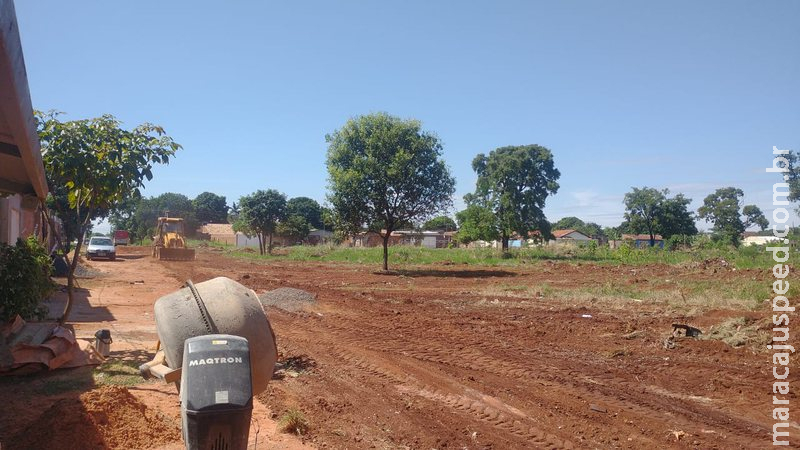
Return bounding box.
[259,287,316,312]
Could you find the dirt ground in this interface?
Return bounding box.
[1,245,797,449]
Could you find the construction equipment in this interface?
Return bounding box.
[153,216,196,261]
[139,277,278,450]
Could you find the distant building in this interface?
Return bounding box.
[307,229,334,245]
[621,234,664,248]
[201,223,335,247]
[742,235,784,246]
[353,230,454,249]
[549,229,593,245]
[0,2,49,245]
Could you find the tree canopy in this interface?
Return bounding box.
[193,192,229,223]
[326,113,455,270]
[698,187,768,246]
[468,144,560,250]
[276,214,311,243]
[38,111,180,323]
[236,189,287,255]
[622,187,697,245]
[422,216,457,232]
[286,197,323,229]
[455,205,499,245]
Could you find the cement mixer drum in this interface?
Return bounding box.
[153,277,277,395]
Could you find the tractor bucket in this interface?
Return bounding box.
[156,247,196,261]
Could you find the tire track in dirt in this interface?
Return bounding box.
[276,310,768,447]
[282,330,577,449]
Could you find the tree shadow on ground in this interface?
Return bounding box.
[42,287,115,323]
[116,254,146,260]
[0,361,106,449]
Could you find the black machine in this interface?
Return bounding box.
[180,334,253,450]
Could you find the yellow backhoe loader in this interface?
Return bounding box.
[153,217,196,261]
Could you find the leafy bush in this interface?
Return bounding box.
[0,237,55,322]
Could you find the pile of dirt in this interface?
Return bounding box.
[259,287,316,312]
[10,385,180,450]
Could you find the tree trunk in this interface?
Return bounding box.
[501,233,509,252]
[268,233,273,255]
[59,231,84,325]
[382,233,390,271]
[257,234,264,255]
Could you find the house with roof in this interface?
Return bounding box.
[622,234,664,248]
[549,229,593,245]
[0,1,49,244]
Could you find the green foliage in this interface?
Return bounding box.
[422,215,457,231]
[38,111,180,245]
[38,111,180,324]
[553,216,585,231]
[622,187,665,245]
[277,215,311,242]
[238,189,287,255]
[326,112,456,270]
[468,145,560,250]
[193,192,228,223]
[455,205,499,244]
[698,187,766,246]
[784,151,800,203]
[111,192,198,243]
[0,237,55,322]
[279,408,309,436]
[286,197,323,229]
[742,205,769,231]
[660,194,698,238]
[623,187,697,243]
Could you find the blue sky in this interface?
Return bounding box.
[15,1,800,230]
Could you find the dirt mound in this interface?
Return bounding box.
[259,287,316,312]
[10,385,180,450]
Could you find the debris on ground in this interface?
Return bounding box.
[0,316,104,375]
[672,324,702,338]
[259,287,317,312]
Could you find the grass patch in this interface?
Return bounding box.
[702,317,771,348]
[278,407,310,436]
[93,360,144,387]
[205,240,789,270]
[36,371,94,395]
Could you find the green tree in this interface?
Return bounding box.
[38,111,180,323]
[659,193,698,239]
[423,216,457,231]
[193,192,228,223]
[582,222,604,240]
[468,145,560,251]
[115,193,197,244]
[783,151,800,204]
[237,189,287,255]
[108,193,142,242]
[276,215,311,243]
[553,216,586,231]
[286,197,323,229]
[326,113,455,270]
[622,187,666,247]
[455,205,499,245]
[697,187,768,246]
[743,205,769,231]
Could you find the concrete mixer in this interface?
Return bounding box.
[139,277,278,450]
